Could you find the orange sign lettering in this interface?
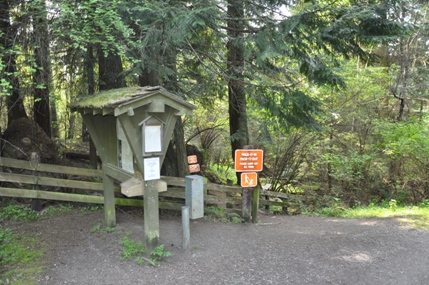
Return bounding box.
[189,164,200,173]
[187,155,198,164]
[234,149,263,172]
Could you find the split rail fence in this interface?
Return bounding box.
[0,157,289,214]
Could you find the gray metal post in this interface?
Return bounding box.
[182,206,190,250]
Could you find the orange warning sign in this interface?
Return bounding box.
[189,164,200,173]
[234,149,263,172]
[241,172,258,187]
[187,155,198,164]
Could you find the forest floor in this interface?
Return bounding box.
[5,207,429,285]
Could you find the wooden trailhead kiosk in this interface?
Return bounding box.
[70,86,196,250]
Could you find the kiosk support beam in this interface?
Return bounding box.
[144,180,160,252]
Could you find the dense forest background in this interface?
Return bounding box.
[1,0,429,208]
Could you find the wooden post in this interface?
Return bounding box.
[31,152,42,211]
[242,187,252,223]
[102,169,116,228]
[144,180,160,253]
[252,186,259,223]
[89,137,98,169]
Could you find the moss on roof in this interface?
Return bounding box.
[69,86,161,109]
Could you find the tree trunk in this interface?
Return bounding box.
[395,3,411,122]
[138,42,190,177]
[227,0,248,182]
[98,47,126,91]
[85,44,97,168]
[139,63,162,87]
[167,49,189,177]
[50,100,59,138]
[32,0,52,137]
[171,117,190,177]
[1,0,27,125]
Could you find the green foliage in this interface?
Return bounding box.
[321,150,374,182]
[204,163,237,185]
[0,205,39,222]
[0,227,43,284]
[230,216,243,224]
[150,244,172,264]
[260,131,312,192]
[1,0,420,210]
[375,119,429,161]
[90,223,120,235]
[80,205,104,216]
[42,204,74,217]
[119,232,171,265]
[206,206,225,220]
[309,197,346,217]
[119,232,146,262]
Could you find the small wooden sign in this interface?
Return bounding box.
[121,177,144,197]
[187,155,198,164]
[189,164,201,173]
[241,172,258,188]
[234,149,263,172]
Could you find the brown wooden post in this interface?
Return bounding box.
[102,169,116,228]
[252,185,259,223]
[144,180,160,253]
[242,187,252,223]
[31,152,42,211]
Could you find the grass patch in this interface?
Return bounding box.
[90,223,121,234]
[41,203,74,217]
[0,203,78,222]
[341,206,429,230]
[0,203,91,284]
[0,228,44,285]
[306,201,429,230]
[119,232,172,266]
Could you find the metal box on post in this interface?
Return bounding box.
[185,175,204,219]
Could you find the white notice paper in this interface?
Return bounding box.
[144,125,162,153]
[144,157,160,181]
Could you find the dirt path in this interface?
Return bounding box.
[9,209,429,285]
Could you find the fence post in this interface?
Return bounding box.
[31,152,42,211]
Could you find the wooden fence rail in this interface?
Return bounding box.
[0,157,289,214]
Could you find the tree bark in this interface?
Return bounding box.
[84,44,98,168]
[227,0,248,182]
[98,47,126,91]
[32,0,52,137]
[1,0,27,125]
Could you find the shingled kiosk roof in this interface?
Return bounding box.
[69,86,196,116]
